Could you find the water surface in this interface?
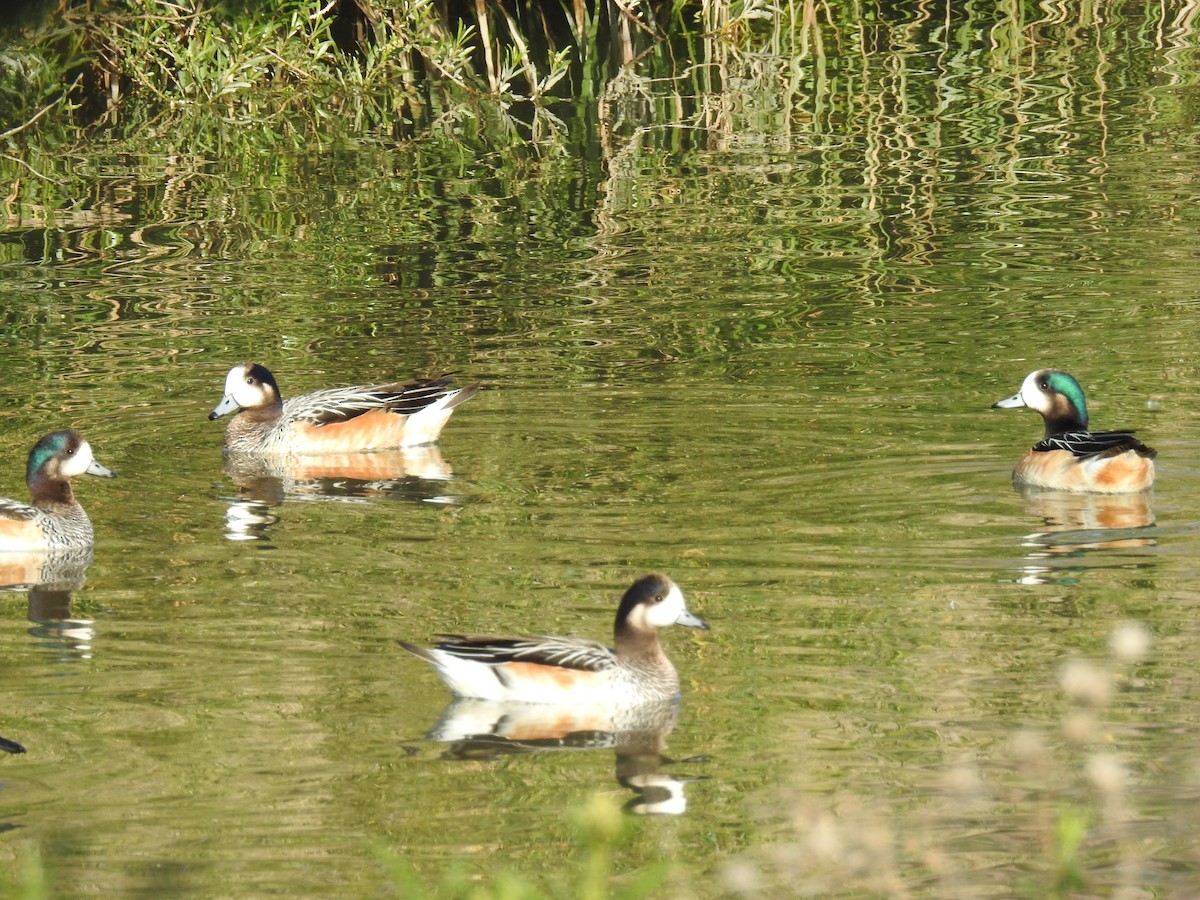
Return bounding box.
[4,5,1200,896]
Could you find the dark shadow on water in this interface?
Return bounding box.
[220,446,463,542]
[0,736,25,755]
[416,697,707,816]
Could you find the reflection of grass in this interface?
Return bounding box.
[721,621,1155,896]
[1052,805,1089,896]
[375,794,669,899]
[4,0,1197,289]
[6,0,1192,324]
[1,845,50,900]
[2,795,669,899]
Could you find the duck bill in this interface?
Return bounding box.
[209,394,240,420]
[86,460,117,478]
[675,609,710,630]
[992,393,1026,410]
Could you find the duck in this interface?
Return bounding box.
[401,573,709,705]
[992,369,1155,493]
[0,430,116,553]
[208,363,479,455]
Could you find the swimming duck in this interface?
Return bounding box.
[401,574,709,704]
[0,430,116,553]
[992,369,1155,493]
[209,363,479,455]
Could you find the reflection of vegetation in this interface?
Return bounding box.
[720,623,1155,896]
[374,793,669,899]
[3,1,1196,236]
[0,1,1195,397]
[1,843,49,900]
[1053,805,1090,895]
[1,2,1197,387]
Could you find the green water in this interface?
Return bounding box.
[4,7,1200,897]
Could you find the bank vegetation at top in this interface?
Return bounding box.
[1,0,1196,244]
[3,1,1197,152]
[1,0,783,144]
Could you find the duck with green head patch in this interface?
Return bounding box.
[992,369,1155,493]
[0,430,116,553]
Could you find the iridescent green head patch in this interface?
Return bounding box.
[1045,371,1088,423]
[26,430,71,482]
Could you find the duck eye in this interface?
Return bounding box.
[245,376,255,385]
[1038,378,1049,390]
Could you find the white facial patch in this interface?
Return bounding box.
[643,584,687,629]
[1019,370,1054,415]
[225,365,268,409]
[59,440,95,478]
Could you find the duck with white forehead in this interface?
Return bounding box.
[402,574,709,705]
[209,362,479,456]
[992,369,1155,493]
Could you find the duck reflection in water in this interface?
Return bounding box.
[1012,487,1156,586]
[0,543,97,756]
[402,574,711,814]
[208,363,478,542]
[0,544,91,593]
[221,445,460,542]
[0,547,97,659]
[420,696,706,815]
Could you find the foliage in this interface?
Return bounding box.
[1052,805,1090,895]
[4,0,1193,157]
[2,0,1196,292]
[0,0,644,140]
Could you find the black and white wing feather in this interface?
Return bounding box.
[1033,430,1157,460]
[431,634,618,673]
[287,377,457,426]
[0,499,40,521]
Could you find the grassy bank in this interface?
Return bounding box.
[3,0,1194,148]
[1,0,688,142]
[2,0,1194,272]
